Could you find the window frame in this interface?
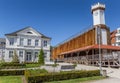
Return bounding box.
[27,39,31,46]
[35,52,38,58]
[43,40,47,47]
[35,40,39,46]
[20,38,24,46]
[19,51,23,57]
[9,51,13,58]
[9,38,14,45]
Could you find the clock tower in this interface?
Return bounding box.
[91,2,105,25]
[91,3,110,45]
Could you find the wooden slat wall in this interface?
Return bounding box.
[52,28,96,59]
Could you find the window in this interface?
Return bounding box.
[118,30,120,33]
[27,39,31,46]
[1,42,5,45]
[20,38,24,46]
[118,37,120,40]
[9,38,14,45]
[35,52,38,58]
[27,31,32,34]
[44,52,47,58]
[9,51,13,58]
[43,40,47,47]
[118,42,120,46]
[35,40,39,46]
[19,51,23,57]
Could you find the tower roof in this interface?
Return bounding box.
[91,2,105,13]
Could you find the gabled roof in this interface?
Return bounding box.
[5,26,51,39]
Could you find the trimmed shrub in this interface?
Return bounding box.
[25,70,100,83]
[0,70,24,76]
[0,63,26,69]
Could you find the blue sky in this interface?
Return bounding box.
[0,0,120,46]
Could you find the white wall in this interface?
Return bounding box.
[93,10,105,25]
[101,29,107,45]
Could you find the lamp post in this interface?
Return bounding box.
[98,27,103,76]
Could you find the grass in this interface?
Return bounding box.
[0,75,106,83]
[0,76,22,83]
[25,63,40,68]
[45,76,106,83]
[28,69,48,75]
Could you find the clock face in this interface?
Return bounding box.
[94,12,98,16]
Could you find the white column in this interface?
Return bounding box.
[23,50,26,62]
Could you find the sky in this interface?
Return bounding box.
[0,0,120,46]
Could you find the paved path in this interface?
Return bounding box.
[88,77,120,83]
[56,63,120,83]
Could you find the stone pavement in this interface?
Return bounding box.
[75,64,120,79]
[88,77,120,83]
[56,63,120,83]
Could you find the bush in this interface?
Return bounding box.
[0,62,26,69]
[25,70,100,83]
[0,70,24,76]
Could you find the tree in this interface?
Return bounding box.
[12,50,19,63]
[38,49,44,65]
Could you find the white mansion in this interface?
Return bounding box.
[0,27,51,62]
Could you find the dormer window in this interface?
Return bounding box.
[27,31,32,34]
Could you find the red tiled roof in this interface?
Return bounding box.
[60,44,120,55]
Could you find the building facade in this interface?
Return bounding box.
[0,38,6,61]
[111,28,120,46]
[1,27,51,62]
[52,3,120,67]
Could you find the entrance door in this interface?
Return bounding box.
[26,52,32,62]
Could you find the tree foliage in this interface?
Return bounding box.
[12,50,19,63]
[38,49,44,65]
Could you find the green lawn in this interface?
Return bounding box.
[0,76,106,83]
[25,63,40,68]
[45,76,106,83]
[28,69,48,75]
[0,76,22,83]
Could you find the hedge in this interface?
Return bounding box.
[0,70,24,76]
[0,63,26,69]
[25,70,100,83]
